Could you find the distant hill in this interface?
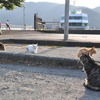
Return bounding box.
[0,2,100,29]
[93,7,100,14]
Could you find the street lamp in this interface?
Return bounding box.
[64,0,70,40]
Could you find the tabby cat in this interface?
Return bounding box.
[80,54,100,91]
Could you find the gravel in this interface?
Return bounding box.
[0,64,100,100]
[0,44,100,99]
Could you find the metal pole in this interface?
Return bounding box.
[64,0,69,40]
[23,6,26,30]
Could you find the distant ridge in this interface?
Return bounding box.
[0,2,100,29]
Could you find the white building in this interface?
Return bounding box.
[60,10,89,30]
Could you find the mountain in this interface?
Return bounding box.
[93,7,100,14]
[0,2,100,29]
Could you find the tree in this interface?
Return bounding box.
[0,0,25,10]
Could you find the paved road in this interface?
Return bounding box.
[0,30,100,43]
[0,64,100,100]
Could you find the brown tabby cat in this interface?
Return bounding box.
[77,47,96,58]
[80,54,100,91]
[0,42,5,50]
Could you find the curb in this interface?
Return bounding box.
[0,39,100,48]
[0,52,82,69]
[0,39,99,68]
[38,30,100,34]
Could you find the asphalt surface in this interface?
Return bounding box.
[0,30,100,43]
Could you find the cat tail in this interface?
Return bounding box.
[83,79,100,91]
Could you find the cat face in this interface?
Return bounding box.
[89,47,96,56]
[33,43,38,46]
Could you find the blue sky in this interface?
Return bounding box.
[25,0,100,8]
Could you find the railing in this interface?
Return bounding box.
[1,24,34,30]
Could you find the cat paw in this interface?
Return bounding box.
[83,79,88,86]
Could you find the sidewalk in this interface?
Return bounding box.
[0,30,100,68]
[0,30,100,43]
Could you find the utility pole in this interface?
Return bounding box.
[23,6,26,30]
[64,0,70,40]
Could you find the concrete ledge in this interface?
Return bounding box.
[38,30,100,34]
[0,39,99,69]
[0,39,100,48]
[2,30,100,35]
[0,52,82,69]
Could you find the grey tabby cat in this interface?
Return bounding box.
[80,54,100,91]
